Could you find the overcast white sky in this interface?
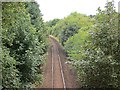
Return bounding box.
[35,0,119,21]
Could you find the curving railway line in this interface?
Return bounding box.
[40,35,79,89]
[51,37,66,89]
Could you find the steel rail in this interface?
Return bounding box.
[56,46,66,90]
[50,37,66,90]
[51,47,54,90]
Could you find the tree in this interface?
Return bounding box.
[64,1,120,88]
[2,2,47,88]
[47,12,94,45]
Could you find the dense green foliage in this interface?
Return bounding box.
[64,26,92,61]
[1,0,119,89]
[45,18,60,36]
[46,1,120,89]
[46,12,94,45]
[64,2,120,88]
[2,2,47,88]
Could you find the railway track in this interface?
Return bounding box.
[40,35,79,88]
[50,36,66,89]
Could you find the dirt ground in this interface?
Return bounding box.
[38,37,79,89]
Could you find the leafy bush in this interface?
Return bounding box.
[2,46,21,88]
[2,2,47,88]
[64,1,120,88]
[64,26,92,61]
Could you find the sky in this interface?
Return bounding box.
[35,0,120,21]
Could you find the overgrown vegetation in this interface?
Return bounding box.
[1,2,47,88]
[65,2,120,88]
[47,1,120,89]
[1,0,120,89]
[46,12,94,45]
